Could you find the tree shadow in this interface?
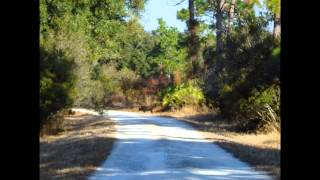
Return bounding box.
[89,137,274,180]
[105,113,195,130]
[40,137,116,180]
[40,113,116,180]
[41,110,277,180]
[87,111,274,180]
[171,113,239,134]
[213,141,280,180]
[171,114,280,179]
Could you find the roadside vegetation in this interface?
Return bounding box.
[40,111,116,180]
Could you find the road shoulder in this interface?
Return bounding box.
[40,110,116,180]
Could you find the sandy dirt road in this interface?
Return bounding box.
[85,110,274,180]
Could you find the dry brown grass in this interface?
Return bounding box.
[126,107,280,180]
[40,112,116,180]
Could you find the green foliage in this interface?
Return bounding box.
[40,46,76,128]
[264,0,280,16]
[249,85,279,114]
[176,0,209,20]
[206,13,272,98]
[89,63,142,107]
[162,79,204,109]
[40,0,281,134]
[40,0,149,127]
[238,84,280,132]
[219,84,233,96]
[150,19,188,77]
[194,0,209,16]
[203,9,280,132]
[116,18,157,77]
[127,0,147,13]
[177,8,189,21]
[118,67,140,91]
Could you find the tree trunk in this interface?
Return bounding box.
[273,13,281,40]
[188,0,199,78]
[227,0,236,33]
[215,0,225,74]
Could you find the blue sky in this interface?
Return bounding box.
[140,0,273,32]
[140,0,188,32]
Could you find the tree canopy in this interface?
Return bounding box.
[40,0,280,134]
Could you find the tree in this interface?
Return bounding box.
[150,19,188,82]
[187,0,201,77]
[40,0,149,126]
[214,0,225,75]
[40,0,281,133]
[40,46,76,129]
[264,0,280,40]
[227,0,236,33]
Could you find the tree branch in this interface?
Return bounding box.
[175,0,186,6]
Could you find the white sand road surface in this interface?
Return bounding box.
[72,109,274,180]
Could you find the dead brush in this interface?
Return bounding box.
[40,109,69,136]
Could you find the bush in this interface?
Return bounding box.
[118,67,140,92]
[40,46,76,130]
[40,109,68,136]
[204,14,280,133]
[87,63,144,108]
[127,74,170,106]
[238,84,280,133]
[162,79,205,109]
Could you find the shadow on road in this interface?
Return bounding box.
[89,111,274,180]
[90,137,273,180]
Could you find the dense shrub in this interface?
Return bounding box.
[162,79,205,109]
[40,109,67,136]
[237,84,280,132]
[203,13,280,133]
[90,64,143,108]
[40,46,76,130]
